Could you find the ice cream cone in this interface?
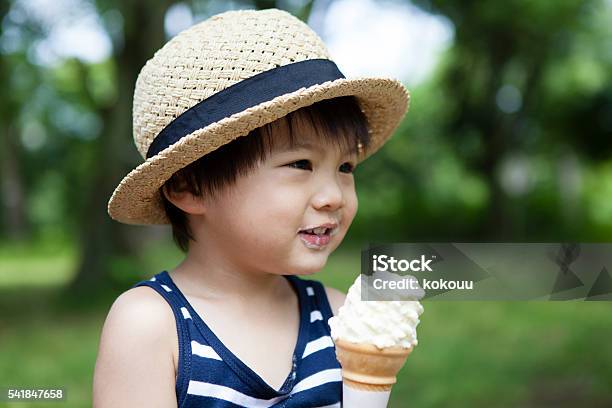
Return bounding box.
[334,338,412,391]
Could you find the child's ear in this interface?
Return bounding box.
[162,185,206,215]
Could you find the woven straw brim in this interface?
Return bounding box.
[107,76,409,225]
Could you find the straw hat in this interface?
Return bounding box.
[107,8,410,225]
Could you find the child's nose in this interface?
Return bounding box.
[311,178,346,210]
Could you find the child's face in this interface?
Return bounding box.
[197,119,358,276]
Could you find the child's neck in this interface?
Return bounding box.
[169,251,292,306]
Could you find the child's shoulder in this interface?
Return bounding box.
[94,287,176,406]
[102,285,176,346]
[94,286,178,405]
[292,275,346,316]
[111,285,174,321]
[323,285,346,316]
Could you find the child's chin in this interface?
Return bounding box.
[289,261,328,276]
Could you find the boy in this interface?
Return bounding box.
[94,8,408,407]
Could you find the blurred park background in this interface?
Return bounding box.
[1,0,612,406]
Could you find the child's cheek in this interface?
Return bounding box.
[343,188,358,220]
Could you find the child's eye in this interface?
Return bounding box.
[286,160,355,174]
[340,162,355,174]
[287,159,312,171]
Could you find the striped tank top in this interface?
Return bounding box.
[132,271,342,407]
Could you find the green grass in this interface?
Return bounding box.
[0,304,100,408]
[0,238,76,287]
[1,240,611,407]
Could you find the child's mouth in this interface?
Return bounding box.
[298,228,332,249]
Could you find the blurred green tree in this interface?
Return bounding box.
[353,0,612,242]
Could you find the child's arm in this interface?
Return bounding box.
[93,287,178,408]
[325,286,347,316]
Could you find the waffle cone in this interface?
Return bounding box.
[334,338,412,391]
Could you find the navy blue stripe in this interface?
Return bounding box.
[186,395,249,408]
[306,279,335,332]
[288,382,342,406]
[146,59,346,159]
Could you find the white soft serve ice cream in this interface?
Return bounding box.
[328,274,424,349]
